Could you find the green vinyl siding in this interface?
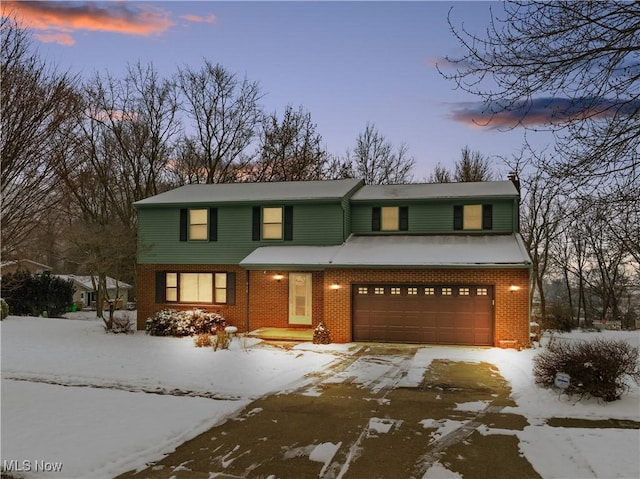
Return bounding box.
[137,202,346,264]
[350,199,516,234]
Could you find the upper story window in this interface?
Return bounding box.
[253,206,293,241]
[180,208,217,242]
[157,271,235,305]
[372,206,408,232]
[453,204,492,231]
[262,206,283,240]
[189,209,208,240]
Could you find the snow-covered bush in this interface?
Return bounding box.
[146,309,226,337]
[533,338,640,401]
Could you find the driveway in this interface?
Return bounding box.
[116,344,542,479]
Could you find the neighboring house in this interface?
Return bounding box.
[0,259,52,276]
[135,178,532,347]
[57,275,133,310]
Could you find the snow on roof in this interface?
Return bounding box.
[135,178,364,206]
[240,234,532,269]
[56,275,132,291]
[350,181,519,201]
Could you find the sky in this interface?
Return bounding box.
[3,0,555,180]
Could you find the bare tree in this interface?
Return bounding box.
[454,146,494,182]
[427,163,452,183]
[249,105,329,181]
[441,1,640,193]
[177,61,263,183]
[1,15,81,258]
[345,122,415,184]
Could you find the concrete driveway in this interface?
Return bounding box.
[116,343,545,479]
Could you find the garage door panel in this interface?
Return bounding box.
[353,284,493,346]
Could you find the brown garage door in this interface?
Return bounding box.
[352,284,494,345]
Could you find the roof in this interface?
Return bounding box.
[135,178,364,206]
[56,275,132,290]
[350,181,519,201]
[240,234,532,269]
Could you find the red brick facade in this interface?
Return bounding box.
[137,264,531,348]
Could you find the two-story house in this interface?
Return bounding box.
[135,178,532,347]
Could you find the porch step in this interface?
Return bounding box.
[248,327,314,342]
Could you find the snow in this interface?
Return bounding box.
[1,315,639,478]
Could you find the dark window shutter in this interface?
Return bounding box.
[179,209,188,241]
[284,206,293,241]
[372,207,381,231]
[453,205,463,230]
[226,272,236,305]
[155,271,165,303]
[482,204,493,230]
[209,207,218,241]
[252,207,261,241]
[399,206,409,231]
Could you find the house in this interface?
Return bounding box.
[135,178,532,347]
[56,275,133,310]
[0,259,52,276]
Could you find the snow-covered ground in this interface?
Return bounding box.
[1,313,639,478]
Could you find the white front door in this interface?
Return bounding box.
[289,272,312,325]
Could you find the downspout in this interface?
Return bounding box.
[245,270,250,334]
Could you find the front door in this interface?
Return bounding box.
[289,272,312,325]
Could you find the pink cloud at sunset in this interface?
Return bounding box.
[33,32,75,46]
[180,13,217,24]
[3,1,174,42]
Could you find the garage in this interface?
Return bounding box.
[352,284,494,345]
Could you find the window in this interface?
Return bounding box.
[189,209,208,240]
[453,204,493,231]
[180,273,213,303]
[253,206,293,241]
[166,273,178,301]
[382,207,399,231]
[424,287,435,295]
[358,287,368,295]
[157,272,235,304]
[463,205,482,230]
[372,206,408,231]
[408,287,418,295]
[262,207,283,240]
[391,287,401,295]
[374,287,385,295]
[442,287,453,296]
[477,287,488,296]
[180,208,217,242]
[214,273,227,303]
[459,287,470,296]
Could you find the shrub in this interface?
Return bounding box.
[194,333,213,347]
[533,338,640,401]
[0,271,74,318]
[146,309,226,337]
[0,298,8,320]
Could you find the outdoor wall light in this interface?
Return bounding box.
[509,285,521,292]
[273,274,284,282]
[330,283,340,290]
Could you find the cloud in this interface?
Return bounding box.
[34,32,75,46]
[180,13,217,24]
[449,97,640,129]
[3,0,174,43]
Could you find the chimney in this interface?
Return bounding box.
[508,171,521,193]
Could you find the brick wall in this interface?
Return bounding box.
[138,264,530,347]
[323,268,531,347]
